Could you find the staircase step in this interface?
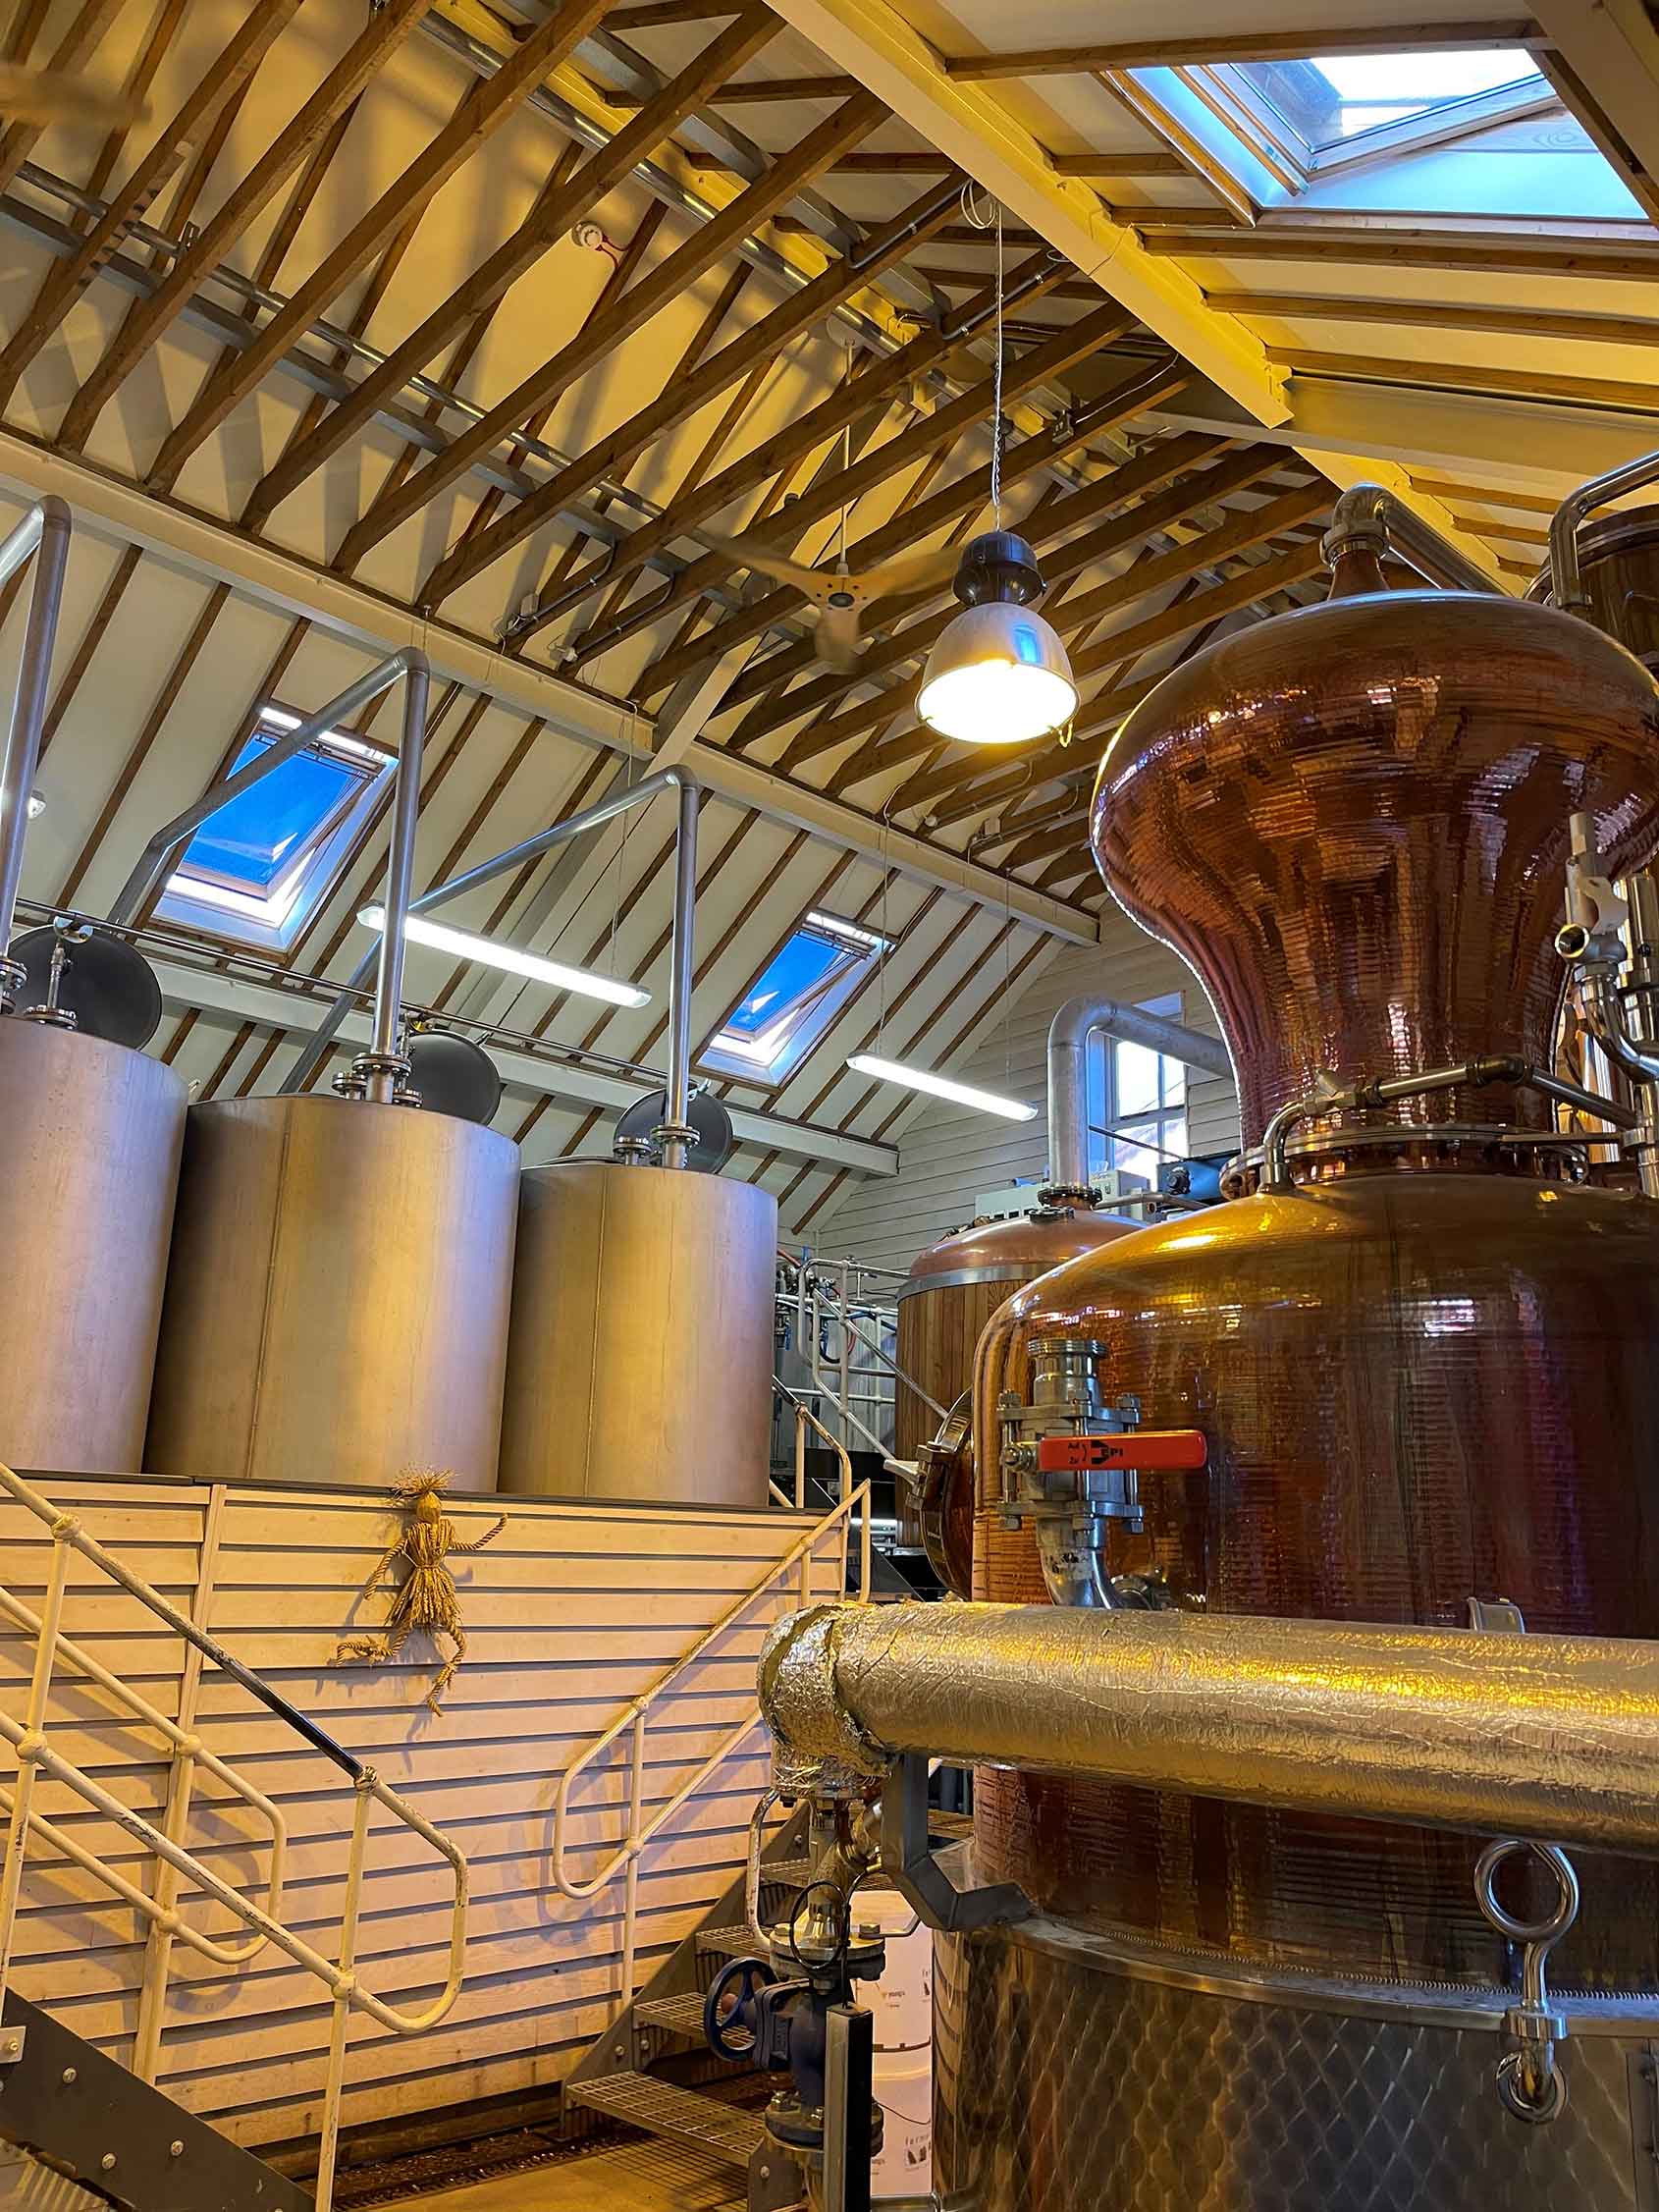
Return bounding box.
[564,2073,766,2166]
[757,1856,814,1889]
[696,1921,765,1965]
[635,1989,717,2039]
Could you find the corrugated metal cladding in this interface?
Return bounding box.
[0,1477,838,2148]
[814,910,1239,1273]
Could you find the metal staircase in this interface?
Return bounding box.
[561,1827,817,2209]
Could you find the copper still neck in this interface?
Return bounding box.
[1091,565,1659,1150]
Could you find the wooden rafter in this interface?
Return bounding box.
[1204,290,1659,351]
[1270,347,1659,417]
[84,0,187,201]
[240,5,780,531]
[1136,223,1659,279]
[415,177,966,615]
[332,88,886,575]
[145,0,629,489]
[55,0,436,455]
[599,71,858,105]
[941,21,1546,78]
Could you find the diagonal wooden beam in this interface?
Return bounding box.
[600,70,858,104]
[404,175,962,611]
[85,0,187,199]
[0,0,127,198]
[628,336,1175,699]
[240,6,779,533]
[55,0,435,455]
[334,87,885,575]
[941,21,1544,77]
[146,0,630,490]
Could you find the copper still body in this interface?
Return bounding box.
[940,532,1659,2207]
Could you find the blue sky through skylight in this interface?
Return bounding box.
[181,732,362,894]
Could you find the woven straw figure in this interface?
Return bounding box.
[332,1472,506,1713]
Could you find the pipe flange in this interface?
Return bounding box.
[1037,1182,1099,1210]
[651,1119,699,1151]
[0,951,25,1012]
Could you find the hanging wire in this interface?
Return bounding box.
[607,709,637,983]
[958,183,1005,528]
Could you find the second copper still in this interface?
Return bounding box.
[934,485,1659,2209]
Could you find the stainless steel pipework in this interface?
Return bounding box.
[758,1599,1659,1858]
[1321,482,1502,595]
[282,764,701,1163]
[1548,445,1659,616]
[1043,994,1230,1201]
[0,495,70,1009]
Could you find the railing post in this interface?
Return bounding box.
[134,1481,227,2083]
[621,1710,646,2009]
[0,1513,71,2008]
[315,1775,372,2212]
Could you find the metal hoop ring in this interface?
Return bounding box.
[1474,1838,1579,1945]
[1496,2049,1569,2125]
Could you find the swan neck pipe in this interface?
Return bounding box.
[758,1600,1659,1857]
[1044,994,1231,1195]
[1321,483,1499,597]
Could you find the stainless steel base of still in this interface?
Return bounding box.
[497,1161,777,1507]
[0,1019,185,1473]
[145,1095,518,1488]
[934,1920,1655,2210]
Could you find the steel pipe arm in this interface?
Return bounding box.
[0,496,71,998]
[1549,446,1659,616]
[759,1600,1659,1857]
[1579,963,1659,1087]
[1322,483,1500,597]
[1044,994,1231,1198]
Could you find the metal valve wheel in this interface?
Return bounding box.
[703,1956,776,2061]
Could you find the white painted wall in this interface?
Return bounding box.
[810,905,1240,1275]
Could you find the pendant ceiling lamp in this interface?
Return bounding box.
[916,192,1077,747]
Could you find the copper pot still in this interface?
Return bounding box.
[940,498,1659,2208]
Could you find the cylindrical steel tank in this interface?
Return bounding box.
[0,1020,185,1473]
[497,1160,776,1507]
[145,1095,518,1489]
[937,547,1659,2208]
[894,1207,1134,1560]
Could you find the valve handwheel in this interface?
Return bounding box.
[703,1955,776,2060]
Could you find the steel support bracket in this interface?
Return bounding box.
[879,1753,1030,1933]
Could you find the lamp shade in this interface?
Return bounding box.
[918,598,1078,744]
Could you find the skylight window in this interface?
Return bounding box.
[701,909,890,1088]
[157,705,396,951]
[1243,50,1545,151]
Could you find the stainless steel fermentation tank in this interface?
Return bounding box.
[498,1160,777,1507]
[0,498,187,1476]
[142,651,521,1491]
[145,1095,519,1489]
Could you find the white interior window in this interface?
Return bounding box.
[700,910,890,1089]
[157,705,396,953]
[1085,994,1190,1194]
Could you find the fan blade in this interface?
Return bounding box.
[857,542,964,599]
[814,601,864,673]
[698,531,837,601]
[0,65,146,127]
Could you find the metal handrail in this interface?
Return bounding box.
[0,1463,468,2212]
[550,1476,871,2008]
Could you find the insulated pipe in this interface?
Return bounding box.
[362,653,429,1103]
[1549,446,1659,616]
[281,765,701,1160]
[1044,994,1231,1196]
[0,495,70,1002]
[1321,482,1500,597]
[758,1600,1659,1857]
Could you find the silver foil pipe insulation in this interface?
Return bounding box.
[758,1599,1659,1858]
[0,495,71,1008]
[1043,993,1231,1201]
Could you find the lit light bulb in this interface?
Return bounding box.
[358,905,649,1008]
[918,530,1076,746]
[846,1052,1037,1120]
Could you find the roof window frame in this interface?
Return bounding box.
[697,906,892,1094]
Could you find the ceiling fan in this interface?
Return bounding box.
[0,64,147,127]
[699,531,961,673]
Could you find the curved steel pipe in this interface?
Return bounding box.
[1549,447,1659,616]
[1044,993,1230,1197]
[759,1600,1659,1857]
[1322,482,1500,596]
[0,495,70,1002]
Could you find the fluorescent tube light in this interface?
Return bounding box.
[846,1052,1038,1121]
[358,905,649,1008]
